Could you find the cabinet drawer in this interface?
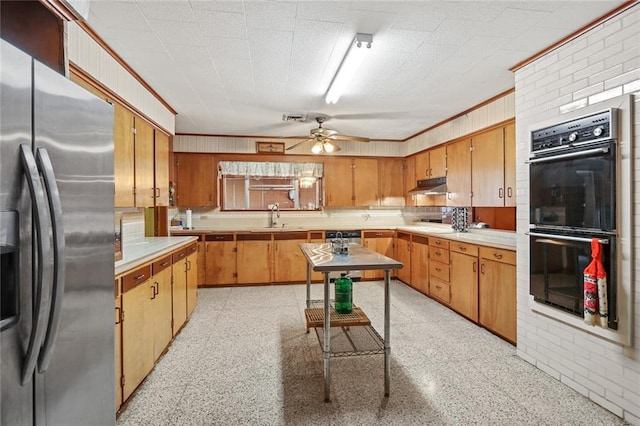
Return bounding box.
[122,265,152,293]
[309,231,323,240]
[479,247,516,265]
[397,232,411,242]
[430,278,450,304]
[205,234,234,242]
[363,230,394,238]
[429,237,450,249]
[172,248,187,263]
[152,255,172,275]
[413,235,428,246]
[429,246,450,264]
[274,231,308,240]
[186,242,198,255]
[429,261,450,282]
[451,241,479,256]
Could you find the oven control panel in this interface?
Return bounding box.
[531,108,616,153]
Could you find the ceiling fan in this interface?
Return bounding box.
[286,116,370,153]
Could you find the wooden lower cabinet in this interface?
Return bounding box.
[395,233,411,284]
[479,247,517,343]
[121,265,154,402]
[273,232,308,283]
[362,231,394,280]
[205,235,236,285]
[114,279,122,413]
[410,235,429,295]
[236,234,271,284]
[186,243,198,317]
[428,238,450,304]
[172,248,188,335]
[449,242,479,322]
[196,241,206,286]
[151,256,173,360]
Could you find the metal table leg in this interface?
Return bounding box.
[323,272,331,402]
[306,262,311,308]
[384,269,391,397]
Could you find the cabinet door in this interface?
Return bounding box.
[395,234,411,284]
[450,251,478,321]
[134,118,155,207]
[205,240,236,285]
[414,151,429,179]
[152,266,173,360]
[362,234,394,280]
[379,158,405,206]
[114,286,122,413]
[186,251,198,316]
[114,104,135,207]
[175,153,216,207]
[479,259,516,343]
[446,138,472,207]
[122,280,154,401]
[353,158,379,206]
[410,238,429,295]
[323,158,353,206]
[236,239,271,284]
[273,238,307,283]
[429,145,447,178]
[472,127,504,207]
[504,122,516,207]
[197,242,206,286]
[172,255,188,335]
[404,156,419,206]
[154,130,170,206]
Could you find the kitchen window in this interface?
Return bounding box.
[219,161,323,211]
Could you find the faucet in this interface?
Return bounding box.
[270,203,280,228]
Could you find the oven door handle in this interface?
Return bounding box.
[526,231,609,244]
[527,147,609,163]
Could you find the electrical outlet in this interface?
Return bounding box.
[200,215,208,220]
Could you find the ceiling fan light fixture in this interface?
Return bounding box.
[325,33,373,104]
[323,141,337,153]
[311,141,324,154]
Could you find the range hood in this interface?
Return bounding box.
[408,176,447,195]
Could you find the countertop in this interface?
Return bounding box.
[115,236,198,275]
[171,224,516,250]
[299,243,403,271]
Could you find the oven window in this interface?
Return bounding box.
[529,143,615,231]
[529,234,617,329]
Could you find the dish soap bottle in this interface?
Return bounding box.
[334,273,353,314]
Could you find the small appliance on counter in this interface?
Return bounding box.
[470,222,490,229]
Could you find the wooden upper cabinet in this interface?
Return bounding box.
[378,158,405,206]
[324,158,353,206]
[154,130,170,207]
[353,158,378,206]
[429,145,447,178]
[114,104,135,207]
[175,153,216,207]
[414,151,429,179]
[471,127,504,207]
[446,138,472,207]
[504,122,516,207]
[404,156,418,206]
[134,118,155,207]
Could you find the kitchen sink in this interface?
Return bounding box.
[247,227,307,233]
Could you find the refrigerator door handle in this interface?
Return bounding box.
[19,144,54,385]
[35,148,66,373]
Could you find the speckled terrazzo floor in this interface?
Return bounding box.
[116,281,627,426]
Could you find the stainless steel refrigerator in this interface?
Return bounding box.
[1,39,115,425]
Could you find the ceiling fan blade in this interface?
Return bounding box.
[286,138,314,151]
[332,135,370,142]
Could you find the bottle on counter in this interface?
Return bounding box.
[334,273,353,314]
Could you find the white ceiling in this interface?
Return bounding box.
[86,1,625,140]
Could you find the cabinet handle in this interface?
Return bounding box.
[215,236,225,240]
[115,306,121,325]
[150,283,157,299]
[499,188,504,199]
[156,188,160,198]
[435,267,441,272]
[493,253,503,260]
[459,246,466,252]
[481,262,485,275]
[435,285,442,290]
[507,187,513,198]
[435,250,441,256]
[435,240,441,246]
[473,261,477,273]
[161,261,169,267]
[447,192,452,200]
[134,274,146,281]
[187,260,192,271]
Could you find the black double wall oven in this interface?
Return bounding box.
[528,108,618,329]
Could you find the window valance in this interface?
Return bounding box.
[218,161,324,178]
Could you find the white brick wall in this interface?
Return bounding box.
[514,5,640,424]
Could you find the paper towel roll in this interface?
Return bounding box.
[185,209,192,229]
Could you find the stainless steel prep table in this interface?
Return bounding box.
[299,242,403,401]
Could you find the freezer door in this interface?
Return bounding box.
[0,39,35,426]
[32,61,115,425]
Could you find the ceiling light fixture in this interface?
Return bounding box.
[311,140,338,154]
[325,33,373,104]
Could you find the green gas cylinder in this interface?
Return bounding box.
[334,273,353,314]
